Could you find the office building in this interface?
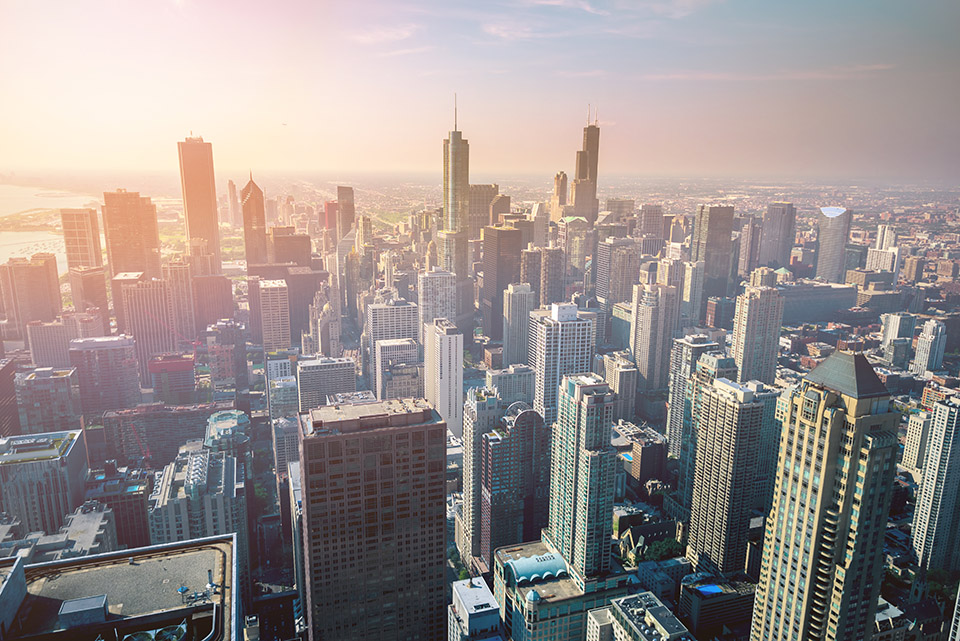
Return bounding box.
[596,237,638,309]
[544,374,618,579]
[0,359,22,438]
[148,353,196,405]
[912,319,947,375]
[68,265,110,331]
[570,122,601,223]
[467,183,499,239]
[814,206,852,283]
[485,364,535,405]
[602,351,638,422]
[912,396,960,571]
[120,278,175,381]
[738,216,762,277]
[519,246,542,305]
[0,499,117,563]
[259,279,291,352]
[242,174,268,266]
[268,375,300,419]
[687,378,769,574]
[269,226,312,266]
[639,203,664,238]
[758,202,796,268]
[337,185,355,233]
[15,367,82,434]
[880,313,916,350]
[101,189,161,280]
[665,335,720,457]
[162,259,197,344]
[375,339,419,400]
[679,574,755,640]
[177,136,221,271]
[540,244,565,306]
[502,283,536,367]
[425,318,463,437]
[630,283,680,394]
[587,593,690,641]
[69,335,141,422]
[681,260,705,324]
[529,303,595,426]
[60,208,102,269]
[85,461,152,550]
[298,399,447,641]
[691,205,734,298]
[478,401,549,567]
[381,362,423,400]
[0,253,61,342]
[731,286,783,385]
[751,351,899,641]
[26,320,70,367]
[297,356,356,410]
[103,401,233,469]
[902,410,932,475]
[418,267,457,344]
[457,387,504,565]
[0,430,88,534]
[448,577,502,641]
[481,225,522,339]
[366,298,419,381]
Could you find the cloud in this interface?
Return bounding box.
[348,24,420,45]
[526,0,610,16]
[638,63,895,82]
[555,69,609,77]
[376,45,435,58]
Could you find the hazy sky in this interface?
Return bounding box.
[2,0,958,180]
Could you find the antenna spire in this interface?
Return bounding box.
[454,93,458,131]
[587,104,590,125]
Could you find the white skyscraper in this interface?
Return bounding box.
[456,387,503,565]
[297,356,357,410]
[502,283,536,366]
[731,285,784,385]
[417,267,457,344]
[425,318,464,437]
[375,338,419,401]
[665,334,720,458]
[912,319,947,375]
[814,206,851,283]
[681,260,705,325]
[528,303,595,426]
[259,280,291,352]
[758,202,796,268]
[912,396,960,572]
[366,298,419,381]
[630,282,679,393]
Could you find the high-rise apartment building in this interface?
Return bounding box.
[14,367,82,434]
[731,286,784,385]
[0,430,88,534]
[227,178,240,226]
[758,202,796,268]
[544,373,618,579]
[485,364,535,405]
[502,283,536,367]
[85,461,152,549]
[60,208,102,269]
[912,396,960,572]
[529,303,595,426]
[259,279,291,352]
[177,136,221,272]
[457,387,504,565]
[691,205,735,298]
[596,237,639,311]
[366,298,419,380]
[69,335,141,422]
[425,318,463,437]
[912,319,947,375]
[0,253,61,342]
[418,267,457,344]
[602,350,638,422]
[120,278,175,381]
[687,378,769,574]
[26,320,70,367]
[519,246,542,305]
[902,410,932,475]
[750,351,899,641]
[630,282,680,394]
[478,402,549,567]
[665,334,720,458]
[902,256,925,284]
[540,245,566,306]
[880,312,916,350]
[101,189,161,279]
[814,206,852,283]
[448,578,502,641]
[481,225,522,339]
[242,174,269,266]
[297,356,357,410]
[298,399,447,640]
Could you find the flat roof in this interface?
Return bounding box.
[9,536,234,638]
[0,431,80,465]
[305,398,440,435]
[452,578,498,615]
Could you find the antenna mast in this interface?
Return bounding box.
[454,93,458,131]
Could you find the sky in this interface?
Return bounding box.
[1,0,958,181]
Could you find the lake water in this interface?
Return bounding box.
[0,184,99,217]
[0,230,68,274]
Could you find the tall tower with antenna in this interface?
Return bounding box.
[570,106,601,224]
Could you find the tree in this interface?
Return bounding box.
[643,538,682,562]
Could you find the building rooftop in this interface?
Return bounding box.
[452,577,499,616]
[495,540,583,602]
[304,397,440,436]
[612,592,692,640]
[0,534,236,639]
[69,334,135,349]
[0,431,80,466]
[805,350,889,399]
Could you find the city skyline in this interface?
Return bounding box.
[2,1,958,180]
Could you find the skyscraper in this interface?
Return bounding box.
[299,399,447,641]
[366,298,419,382]
[442,119,469,234]
[630,282,680,394]
[731,285,784,384]
[751,351,899,641]
[481,224,522,339]
[177,136,221,272]
[912,396,960,572]
[529,303,595,426]
[0,253,61,342]
[162,258,196,345]
[502,283,536,367]
[457,387,504,565]
[758,202,796,268]
[241,174,268,266]
[639,203,664,239]
[425,318,463,437]
[259,279,291,352]
[681,260,706,324]
[68,265,110,331]
[227,178,241,227]
[69,335,140,420]
[120,278,175,382]
[467,183,499,239]
[101,189,161,279]
[337,185,355,234]
[601,351,638,422]
[880,312,916,350]
[543,373,617,579]
[60,208,102,269]
[738,216,762,277]
[691,204,735,298]
[595,237,639,312]
[375,338,419,400]
[665,334,720,458]
[814,206,851,283]
[570,121,600,224]
[417,267,457,345]
[687,378,767,574]
[540,245,565,306]
[14,367,82,434]
[912,319,947,375]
